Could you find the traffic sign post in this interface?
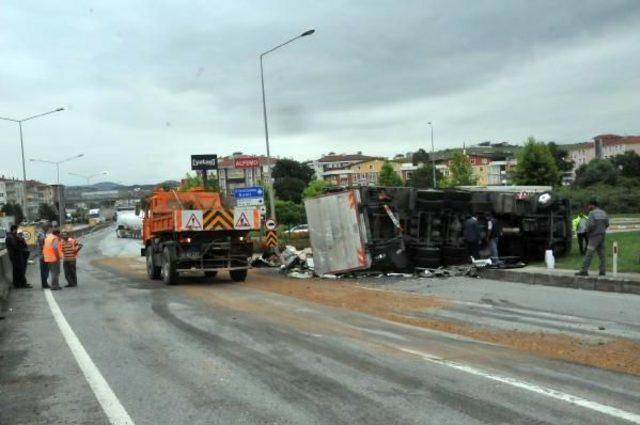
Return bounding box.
[264,218,278,249]
[265,218,276,231]
[233,186,264,199]
[613,241,618,276]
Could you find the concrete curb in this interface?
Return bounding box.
[480,268,640,295]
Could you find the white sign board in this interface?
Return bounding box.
[178,210,203,231]
[233,207,260,230]
[236,198,264,207]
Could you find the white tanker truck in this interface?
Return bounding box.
[116,211,143,239]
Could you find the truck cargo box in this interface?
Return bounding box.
[304,189,371,275]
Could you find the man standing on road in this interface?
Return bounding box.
[37,223,51,289]
[43,229,62,290]
[463,215,481,261]
[572,210,588,255]
[5,224,31,288]
[576,200,609,277]
[59,231,82,287]
[486,213,501,261]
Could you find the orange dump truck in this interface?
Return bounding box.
[141,188,255,285]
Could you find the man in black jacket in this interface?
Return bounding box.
[5,224,32,288]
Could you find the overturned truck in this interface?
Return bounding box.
[304,186,571,275]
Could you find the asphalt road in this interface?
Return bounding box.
[1,226,639,425]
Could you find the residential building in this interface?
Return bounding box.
[24,180,58,218]
[487,159,517,185]
[216,153,277,194]
[312,153,379,181]
[568,134,640,169]
[348,158,386,185]
[0,177,25,207]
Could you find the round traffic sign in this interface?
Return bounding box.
[21,230,32,242]
[265,218,276,230]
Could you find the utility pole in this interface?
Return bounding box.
[259,29,315,221]
[428,122,436,188]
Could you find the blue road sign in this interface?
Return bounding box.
[233,186,264,199]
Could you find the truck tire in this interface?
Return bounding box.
[204,271,218,278]
[229,269,247,282]
[161,248,179,285]
[146,248,161,280]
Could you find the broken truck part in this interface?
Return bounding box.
[304,186,571,275]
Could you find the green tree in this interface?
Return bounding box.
[179,172,220,192]
[378,161,403,186]
[547,142,574,174]
[511,137,560,185]
[272,159,315,202]
[38,203,58,222]
[412,148,431,166]
[275,200,306,226]
[611,151,640,178]
[406,164,439,188]
[1,202,24,225]
[303,179,335,198]
[573,158,618,188]
[273,178,306,203]
[440,150,477,187]
[272,159,315,184]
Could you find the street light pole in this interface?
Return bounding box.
[260,29,315,222]
[31,154,85,185]
[428,122,436,188]
[69,171,108,185]
[0,107,65,219]
[31,154,84,226]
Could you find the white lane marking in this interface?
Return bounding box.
[44,290,136,425]
[398,347,640,424]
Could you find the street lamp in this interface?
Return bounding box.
[260,29,315,221]
[427,122,436,188]
[30,154,84,185]
[68,171,108,185]
[31,154,84,227]
[0,107,65,218]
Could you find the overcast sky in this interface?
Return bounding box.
[1,0,639,185]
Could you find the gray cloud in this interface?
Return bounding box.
[1,0,639,184]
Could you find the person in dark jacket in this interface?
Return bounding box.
[576,200,609,276]
[5,224,31,288]
[463,215,481,261]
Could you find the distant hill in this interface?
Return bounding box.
[90,181,126,191]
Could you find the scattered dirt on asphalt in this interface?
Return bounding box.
[245,270,448,314]
[386,315,640,376]
[94,258,640,376]
[248,269,640,376]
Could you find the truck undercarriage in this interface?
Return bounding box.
[142,230,253,285]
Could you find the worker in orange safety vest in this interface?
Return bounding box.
[43,229,62,290]
[59,231,83,287]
